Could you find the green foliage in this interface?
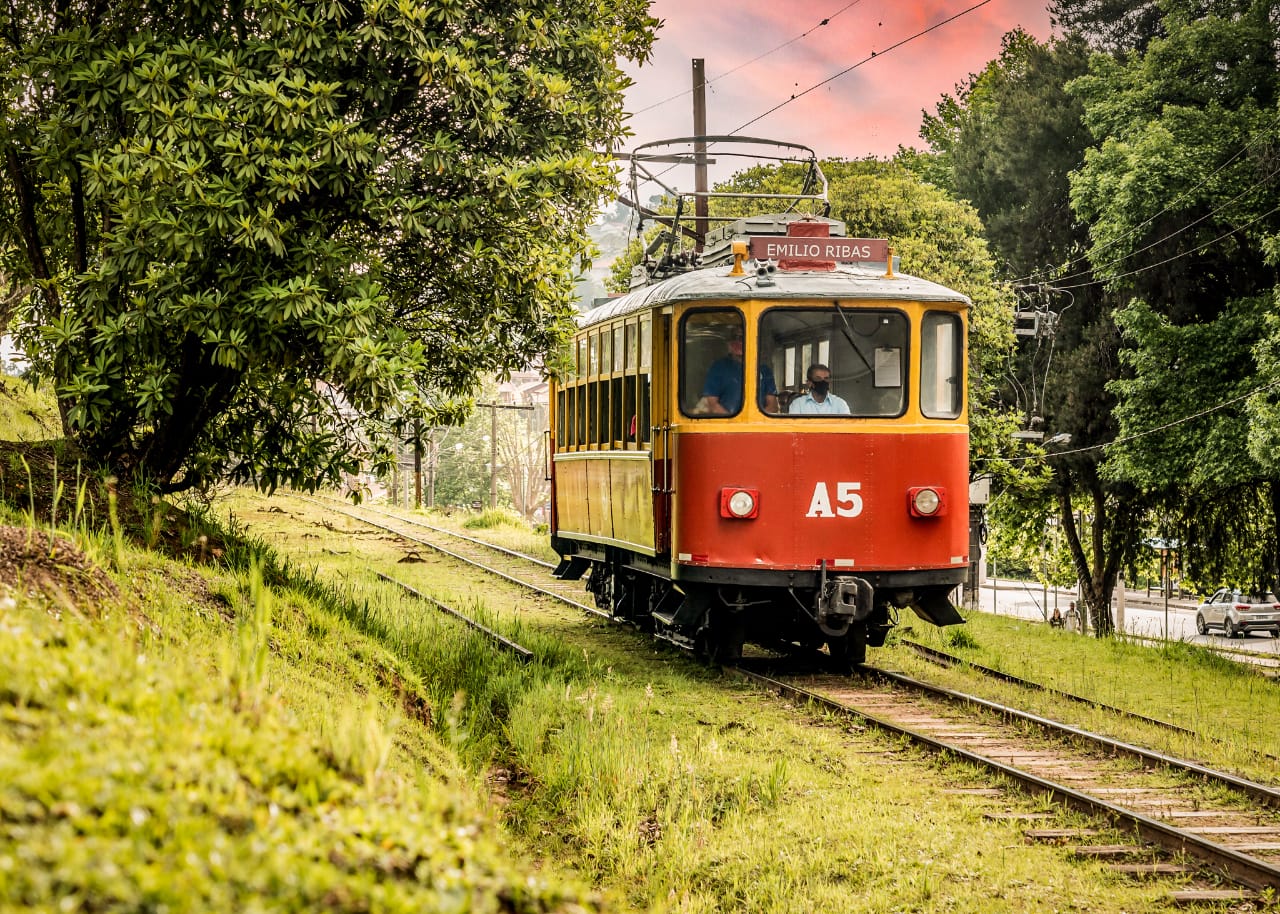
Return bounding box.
[463,507,527,530]
[0,0,657,494]
[1067,0,1280,588]
[0,373,60,441]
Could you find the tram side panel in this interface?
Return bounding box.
[552,452,658,554]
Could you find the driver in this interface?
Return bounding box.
[789,363,850,415]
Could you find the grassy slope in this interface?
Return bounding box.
[0,382,607,913]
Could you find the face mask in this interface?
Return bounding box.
[811,380,829,396]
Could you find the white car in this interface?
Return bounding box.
[1195,590,1280,639]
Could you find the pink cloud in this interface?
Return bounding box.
[621,0,1054,165]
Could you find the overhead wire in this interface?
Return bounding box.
[633,0,992,192]
[988,376,1280,467]
[729,0,994,136]
[630,0,867,117]
[1027,155,1280,290]
[1009,107,1280,288]
[1049,197,1280,291]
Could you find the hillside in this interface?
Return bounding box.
[0,378,610,913]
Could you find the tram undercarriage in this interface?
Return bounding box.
[553,541,965,667]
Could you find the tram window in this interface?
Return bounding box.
[921,312,963,419]
[577,338,587,379]
[624,322,637,370]
[563,386,575,447]
[589,334,599,376]
[680,309,749,417]
[622,376,636,446]
[600,329,612,374]
[557,390,567,444]
[610,377,624,445]
[639,318,652,370]
[637,374,651,443]
[593,378,604,448]
[577,384,588,446]
[614,325,625,372]
[759,307,908,417]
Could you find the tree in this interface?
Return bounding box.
[1069,0,1280,592]
[1047,0,1165,53]
[0,0,656,493]
[918,30,1145,634]
[496,400,550,520]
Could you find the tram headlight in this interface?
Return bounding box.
[908,486,946,517]
[720,487,760,520]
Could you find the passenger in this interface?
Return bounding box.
[699,328,778,414]
[789,363,851,415]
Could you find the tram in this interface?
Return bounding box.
[548,139,969,664]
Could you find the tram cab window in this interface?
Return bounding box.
[921,311,963,419]
[681,310,773,417]
[759,307,908,417]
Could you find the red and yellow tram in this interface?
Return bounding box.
[549,144,969,664]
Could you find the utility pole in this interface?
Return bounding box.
[692,58,708,251]
[412,418,423,509]
[490,402,498,510]
[478,401,537,511]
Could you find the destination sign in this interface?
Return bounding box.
[750,236,889,263]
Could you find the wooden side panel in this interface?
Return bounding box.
[554,454,657,553]
[553,456,592,535]
[585,457,614,541]
[610,457,655,551]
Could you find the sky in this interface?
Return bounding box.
[618,0,1056,182]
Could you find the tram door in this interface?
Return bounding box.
[649,308,673,553]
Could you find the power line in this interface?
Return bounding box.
[1011,107,1280,288]
[1049,197,1280,291]
[989,377,1280,466]
[729,0,994,136]
[631,0,866,117]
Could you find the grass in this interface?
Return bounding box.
[0,519,609,912]
[219,490,1194,913]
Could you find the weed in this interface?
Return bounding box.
[945,626,979,650]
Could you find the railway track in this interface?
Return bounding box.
[275,494,1280,901]
[901,638,1280,763]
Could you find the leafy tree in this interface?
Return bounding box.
[919,30,1142,634]
[1069,0,1280,592]
[0,0,656,493]
[1047,0,1165,53]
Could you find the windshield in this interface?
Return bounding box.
[759,307,907,417]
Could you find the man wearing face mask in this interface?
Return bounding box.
[789,363,850,415]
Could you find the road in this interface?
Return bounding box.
[964,580,1280,659]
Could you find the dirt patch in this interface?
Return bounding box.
[0,524,118,610]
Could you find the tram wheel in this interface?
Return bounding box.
[826,623,868,670]
[696,608,745,666]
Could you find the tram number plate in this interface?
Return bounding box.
[806,482,863,518]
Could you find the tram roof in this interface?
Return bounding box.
[578,264,971,330]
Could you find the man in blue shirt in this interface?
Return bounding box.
[789,363,850,415]
[699,328,778,414]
